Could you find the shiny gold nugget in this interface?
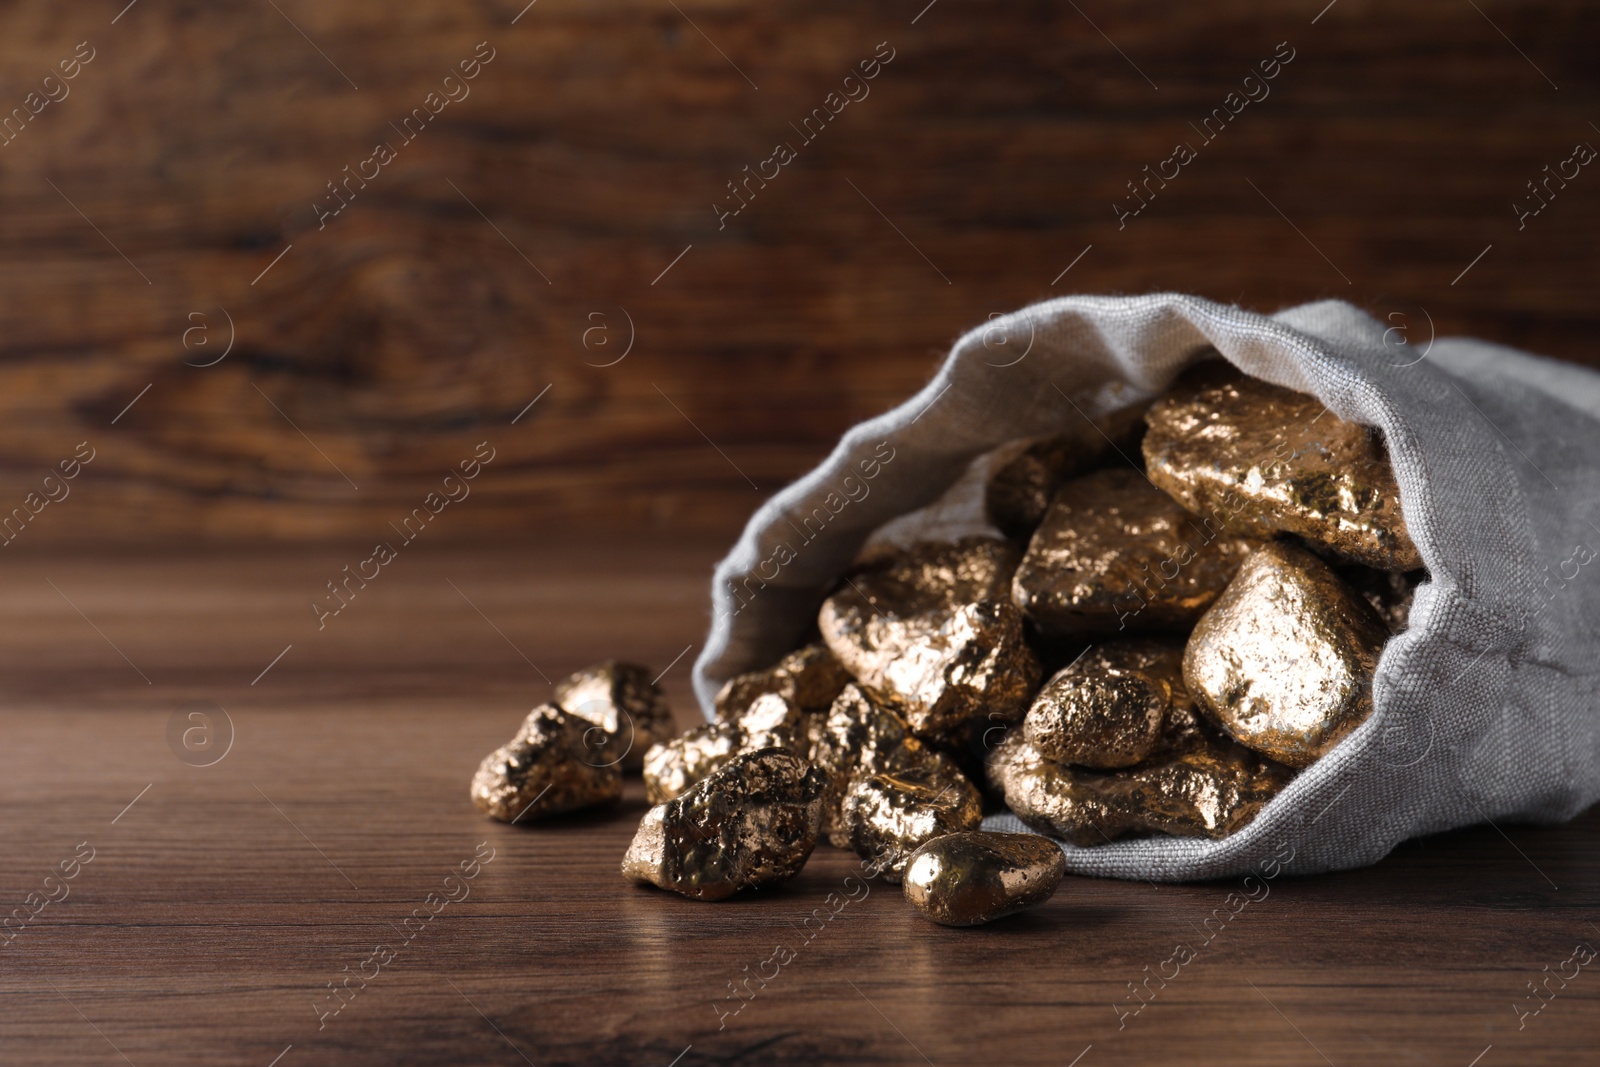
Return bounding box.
[986,403,1152,540]
[470,705,622,822]
[1129,745,1294,839]
[813,685,974,847]
[987,729,1291,844]
[986,435,1103,540]
[902,831,1067,927]
[1184,540,1388,768]
[641,693,814,805]
[738,691,815,743]
[819,538,1040,741]
[1143,362,1421,571]
[553,660,674,772]
[841,772,983,883]
[641,722,742,805]
[1012,467,1256,638]
[622,748,825,901]
[1024,640,1192,769]
[714,643,852,722]
[986,731,1124,846]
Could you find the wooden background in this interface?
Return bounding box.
[0,0,1596,542]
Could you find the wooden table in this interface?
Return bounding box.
[0,537,1594,1066]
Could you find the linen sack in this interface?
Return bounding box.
[690,293,1600,881]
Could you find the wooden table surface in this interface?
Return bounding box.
[1,537,1595,1066]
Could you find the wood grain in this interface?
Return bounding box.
[0,539,1596,1065]
[0,1,1596,540]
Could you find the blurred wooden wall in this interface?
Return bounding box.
[0,0,1595,542]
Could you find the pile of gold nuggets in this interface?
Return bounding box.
[471,361,1424,925]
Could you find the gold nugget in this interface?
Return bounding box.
[841,771,983,883]
[641,722,742,805]
[813,685,974,847]
[553,660,675,772]
[1184,541,1388,768]
[622,748,826,901]
[819,538,1040,742]
[986,435,1102,540]
[902,831,1067,927]
[1143,362,1421,571]
[1024,640,1193,769]
[642,693,815,804]
[714,643,852,722]
[1129,745,1294,839]
[986,731,1127,846]
[988,729,1292,844]
[738,691,815,744]
[1012,467,1256,638]
[986,403,1152,539]
[470,705,622,822]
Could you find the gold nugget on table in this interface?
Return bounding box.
[813,684,975,847]
[1024,639,1194,770]
[622,748,825,901]
[552,660,674,772]
[819,537,1040,743]
[841,771,983,883]
[1184,540,1388,768]
[902,831,1067,927]
[1011,467,1257,638]
[987,728,1292,845]
[470,705,622,822]
[1143,361,1422,571]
